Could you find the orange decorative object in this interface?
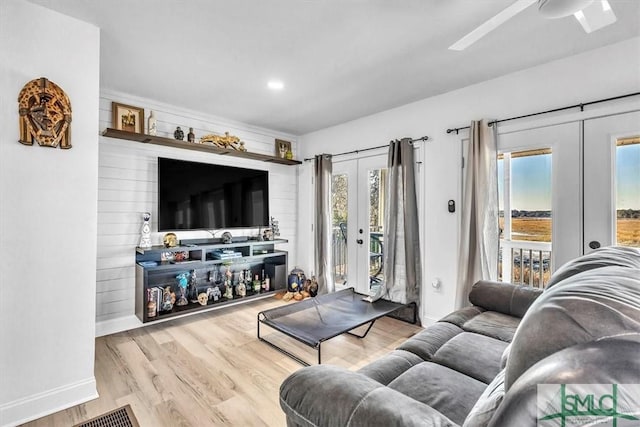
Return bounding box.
[18,77,72,149]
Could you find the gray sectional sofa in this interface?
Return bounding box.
[279,246,640,426]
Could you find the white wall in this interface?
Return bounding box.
[298,37,640,324]
[96,90,299,335]
[0,1,100,425]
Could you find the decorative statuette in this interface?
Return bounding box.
[174,126,184,140]
[187,127,195,143]
[148,111,157,136]
[200,132,244,150]
[139,212,152,249]
[270,216,280,238]
[163,232,178,248]
[18,77,72,149]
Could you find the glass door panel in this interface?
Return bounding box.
[497,149,553,288]
[615,136,640,247]
[331,173,349,287]
[368,168,386,285]
[584,111,640,253]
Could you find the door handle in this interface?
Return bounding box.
[356,239,364,245]
[588,240,601,250]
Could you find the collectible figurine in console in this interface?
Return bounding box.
[176,272,189,306]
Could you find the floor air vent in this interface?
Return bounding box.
[74,405,140,427]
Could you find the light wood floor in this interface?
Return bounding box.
[23,297,422,427]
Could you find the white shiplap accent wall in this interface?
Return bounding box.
[96,89,298,336]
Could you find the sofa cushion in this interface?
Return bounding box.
[546,246,640,288]
[357,349,424,385]
[433,332,507,384]
[388,362,487,425]
[462,369,505,427]
[463,311,521,342]
[397,321,463,361]
[505,265,640,389]
[440,305,485,328]
[469,280,542,318]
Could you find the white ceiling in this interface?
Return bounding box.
[28,0,640,135]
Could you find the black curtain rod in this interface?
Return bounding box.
[445,92,640,135]
[303,136,429,162]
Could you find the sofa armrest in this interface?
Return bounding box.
[468,280,542,318]
[280,365,457,427]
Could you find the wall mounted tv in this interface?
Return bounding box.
[158,157,269,231]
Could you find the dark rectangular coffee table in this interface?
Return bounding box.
[257,288,416,366]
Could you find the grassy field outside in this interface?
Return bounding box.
[499,217,640,247]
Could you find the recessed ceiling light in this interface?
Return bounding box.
[267,80,284,90]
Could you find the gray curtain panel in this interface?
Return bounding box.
[455,120,499,309]
[314,154,335,294]
[372,138,421,304]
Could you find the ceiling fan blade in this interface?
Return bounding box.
[573,0,616,33]
[448,0,537,51]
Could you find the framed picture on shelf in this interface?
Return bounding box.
[112,102,144,134]
[275,139,291,159]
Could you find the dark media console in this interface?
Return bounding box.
[135,239,288,323]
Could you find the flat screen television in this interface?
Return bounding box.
[158,157,269,231]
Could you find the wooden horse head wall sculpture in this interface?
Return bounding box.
[18,77,72,149]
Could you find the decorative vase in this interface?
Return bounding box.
[148,111,157,136]
[139,212,152,249]
[174,126,184,140]
[285,150,293,160]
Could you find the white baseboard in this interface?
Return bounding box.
[95,315,142,337]
[0,377,97,427]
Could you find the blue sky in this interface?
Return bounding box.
[498,154,552,211]
[617,143,640,210]
[498,143,639,211]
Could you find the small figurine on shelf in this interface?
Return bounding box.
[239,141,247,152]
[174,126,184,140]
[223,280,234,300]
[270,216,280,238]
[162,286,174,311]
[176,272,189,306]
[223,266,234,299]
[197,293,208,305]
[187,127,195,143]
[188,270,198,303]
[285,149,293,160]
[236,279,246,297]
[147,111,157,136]
[209,286,222,302]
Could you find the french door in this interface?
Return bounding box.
[583,111,640,252]
[331,154,387,294]
[497,122,581,286]
[496,109,640,287]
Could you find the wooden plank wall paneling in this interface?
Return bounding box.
[96,91,299,330]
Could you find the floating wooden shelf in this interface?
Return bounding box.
[102,128,301,165]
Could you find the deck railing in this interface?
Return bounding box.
[332,226,347,284]
[499,240,552,288]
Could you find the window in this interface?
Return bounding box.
[616,136,640,247]
[498,148,552,287]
